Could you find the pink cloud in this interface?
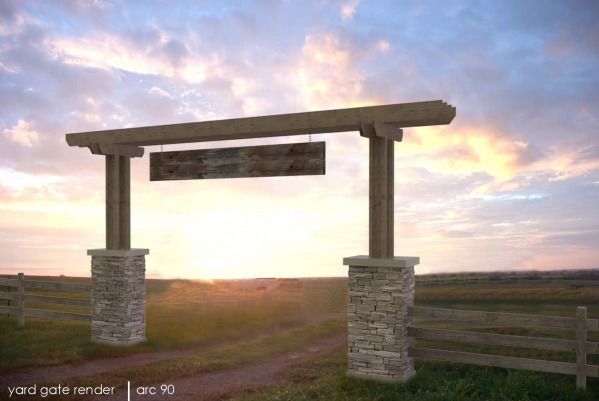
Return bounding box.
[3,119,39,147]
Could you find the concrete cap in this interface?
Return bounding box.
[87,248,150,257]
[343,255,419,268]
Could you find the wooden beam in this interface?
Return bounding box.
[24,294,91,307]
[66,100,456,147]
[119,156,130,249]
[106,155,120,249]
[17,273,24,328]
[360,121,403,142]
[0,278,17,287]
[89,143,144,157]
[408,326,583,352]
[408,347,598,377]
[369,136,394,258]
[150,142,325,181]
[104,155,131,249]
[0,306,16,315]
[23,280,90,292]
[409,306,577,329]
[24,308,90,322]
[0,292,15,301]
[577,306,587,390]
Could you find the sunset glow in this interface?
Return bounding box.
[1,1,598,278]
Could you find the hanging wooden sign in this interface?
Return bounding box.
[150,141,325,181]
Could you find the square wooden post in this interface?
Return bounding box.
[105,155,131,250]
[106,155,120,250]
[369,136,394,258]
[576,306,587,390]
[17,272,24,328]
[119,156,131,249]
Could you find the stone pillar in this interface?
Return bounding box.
[343,255,418,383]
[88,248,149,345]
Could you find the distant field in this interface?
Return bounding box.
[0,277,343,371]
[1,271,598,400]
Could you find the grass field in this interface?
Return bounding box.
[1,272,598,400]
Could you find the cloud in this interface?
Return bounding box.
[340,0,359,22]
[3,119,40,147]
[291,31,381,109]
[377,39,390,53]
[400,125,540,185]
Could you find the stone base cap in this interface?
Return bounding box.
[91,337,147,346]
[346,370,415,383]
[343,255,419,268]
[87,248,150,257]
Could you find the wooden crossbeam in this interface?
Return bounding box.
[89,143,144,157]
[150,142,325,181]
[66,100,455,147]
[360,121,403,141]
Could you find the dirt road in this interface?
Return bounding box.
[101,332,345,401]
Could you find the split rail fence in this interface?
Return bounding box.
[408,306,598,390]
[0,273,91,326]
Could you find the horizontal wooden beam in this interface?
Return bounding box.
[409,347,599,377]
[66,100,455,147]
[23,280,91,292]
[150,142,325,181]
[89,143,144,158]
[0,306,16,315]
[25,294,91,307]
[0,278,17,287]
[0,292,16,301]
[409,306,577,329]
[24,308,90,322]
[408,326,598,353]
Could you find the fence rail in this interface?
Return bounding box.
[409,347,598,377]
[0,292,16,301]
[23,280,91,292]
[0,273,90,326]
[408,305,599,330]
[408,305,598,390]
[0,278,17,287]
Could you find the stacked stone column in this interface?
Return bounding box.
[88,249,149,345]
[343,255,418,383]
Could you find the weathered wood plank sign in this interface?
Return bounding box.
[150,141,325,181]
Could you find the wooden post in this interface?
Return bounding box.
[5,284,10,315]
[106,155,131,250]
[576,306,587,390]
[17,273,24,328]
[106,155,120,249]
[369,136,394,258]
[119,156,130,249]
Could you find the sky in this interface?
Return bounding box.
[0,0,598,279]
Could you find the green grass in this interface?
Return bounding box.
[51,317,345,401]
[0,278,317,371]
[0,317,345,400]
[233,345,599,401]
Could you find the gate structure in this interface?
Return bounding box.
[65,100,455,381]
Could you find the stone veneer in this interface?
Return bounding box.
[88,248,149,345]
[343,255,418,383]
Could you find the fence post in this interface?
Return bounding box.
[17,273,24,328]
[5,284,10,316]
[576,306,587,390]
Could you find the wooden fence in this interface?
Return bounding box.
[0,273,90,326]
[408,306,598,390]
